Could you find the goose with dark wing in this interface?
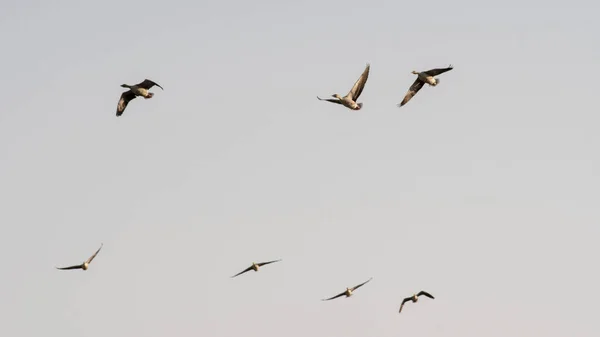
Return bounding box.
[322,277,373,301]
[398,290,435,313]
[116,79,164,116]
[56,243,103,271]
[231,259,282,278]
[398,65,453,107]
[318,64,370,110]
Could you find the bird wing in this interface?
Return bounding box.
[417,290,435,299]
[398,78,425,107]
[423,65,453,77]
[116,91,137,116]
[398,297,412,313]
[317,96,343,105]
[257,259,282,267]
[347,63,370,100]
[56,264,84,270]
[85,243,103,264]
[321,291,347,301]
[231,266,254,278]
[136,79,164,90]
[350,277,373,291]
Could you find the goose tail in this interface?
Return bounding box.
[356,102,363,110]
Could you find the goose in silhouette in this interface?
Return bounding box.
[322,277,373,301]
[56,244,103,271]
[318,64,370,110]
[231,259,282,278]
[398,65,453,107]
[399,291,435,313]
[116,79,163,116]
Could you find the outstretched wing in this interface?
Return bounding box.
[136,79,164,90]
[116,91,137,116]
[398,297,412,313]
[231,266,254,278]
[86,243,103,264]
[56,264,83,270]
[417,290,435,299]
[321,291,347,301]
[257,259,282,267]
[347,63,370,100]
[350,277,373,291]
[423,65,453,77]
[398,78,425,107]
[317,96,343,105]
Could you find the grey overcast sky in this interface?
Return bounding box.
[1,0,599,336]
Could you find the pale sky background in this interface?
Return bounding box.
[1,0,599,336]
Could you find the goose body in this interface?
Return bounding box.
[125,86,151,98]
[318,64,370,110]
[399,65,453,107]
[415,71,438,86]
[116,79,163,117]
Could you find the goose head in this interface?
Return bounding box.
[121,84,132,89]
[411,71,419,75]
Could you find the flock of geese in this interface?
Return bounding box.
[56,62,453,315]
[56,246,434,313]
[113,63,454,116]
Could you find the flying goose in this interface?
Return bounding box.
[321,277,373,301]
[116,79,163,116]
[56,243,103,271]
[231,259,282,278]
[398,65,453,107]
[398,291,435,313]
[317,63,370,110]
